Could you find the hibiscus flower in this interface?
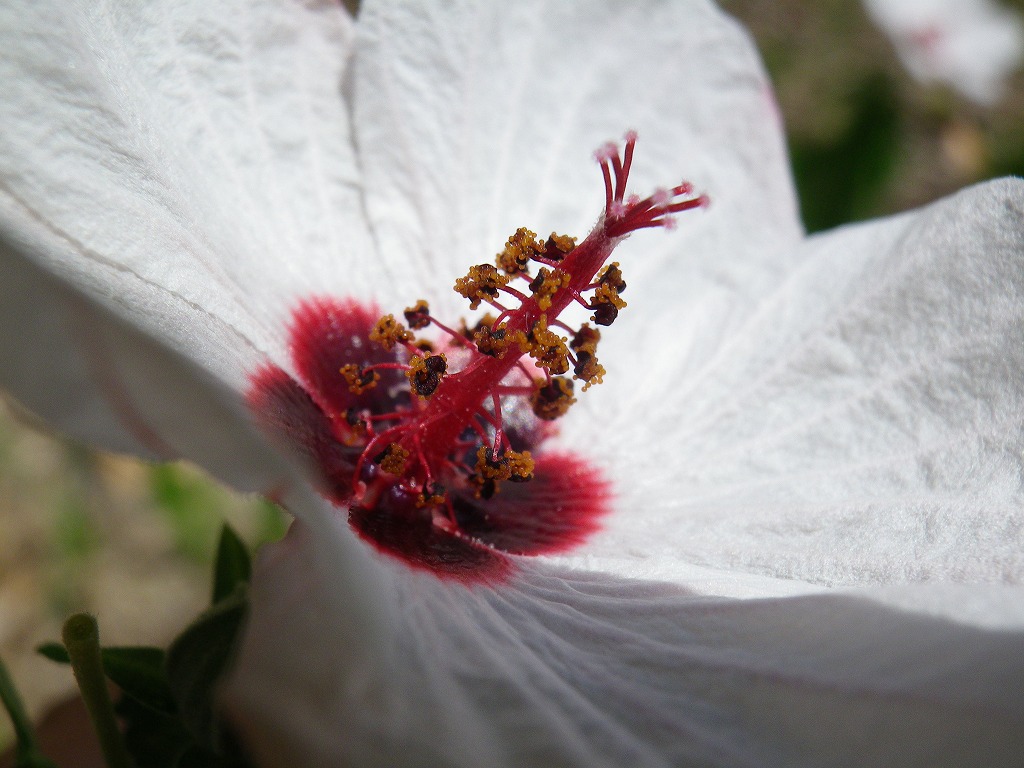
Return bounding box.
[863,0,1024,105]
[1,1,1022,766]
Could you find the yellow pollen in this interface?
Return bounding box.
[416,487,447,508]
[454,264,510,310]
[592,282,626,311]
[526,317,570,375]
[340,363,379,394]
[573,350,606,392]
[496,227,545,275]
[379,443,410,475]
[403,299,432,329]
[473,321,528,359]
[529,267,571,312]
[597,261,626,292]
[406,353,447,399]
[531,377,576,421]
[471,446,535,498]
[370,314,414,351]
[546,232,577,255]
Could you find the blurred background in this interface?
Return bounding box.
[2,0,1023,753]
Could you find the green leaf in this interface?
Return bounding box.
[211,525,251,605]
[790,73,901,232]
[35,643,69,664]
[150,465,223,562]
[37,643,175,715]
[116,693,194,768]
[165,587,249,751]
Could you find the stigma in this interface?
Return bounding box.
[247,133,706,581]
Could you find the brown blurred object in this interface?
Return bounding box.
[0,694,103,768]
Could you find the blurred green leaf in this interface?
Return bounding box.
[165,587,248,752]
[37,643,176,715]
[211,526,251,605]
[150,465,223,562]
[254,498,289,546]
[790,74,901,232]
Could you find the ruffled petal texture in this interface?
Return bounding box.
[572,179,1024,589]
[226,521,1024,767]
[0,0,372,490]
[353,0,803,369]
[223,0,1024,765]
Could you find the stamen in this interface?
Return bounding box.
[327,135,705,551]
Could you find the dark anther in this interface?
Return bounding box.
[591,301,618,326]
[571,324,601,351]
[404,300,431,329]
[372,448,389,465]
[574,349,595,379]
[599,263,626,294]
[412,354,447,397]
[531,377,576,421]
[473,323,507,357]
[543,236,567,261]
[528,271,545,293]
[478,478,497,500]
[345,407,362,426]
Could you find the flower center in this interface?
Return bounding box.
[343,133,706,529]
[247,133,706,581]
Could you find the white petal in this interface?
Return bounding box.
[0,250,285,490]
[863,0,1024,105]
[226,524,1024,767]
[571,179,1024,587]
[352,0,803,350]
[0,0,373,482]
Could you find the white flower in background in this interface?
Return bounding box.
[864,0,1024,104]
[1,1,1023,766]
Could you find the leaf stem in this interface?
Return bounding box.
[62,614,132,768]
[0,656,58,768]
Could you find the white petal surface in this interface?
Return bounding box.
[863,0,1024,105]
[352,0,802,366]
[0,0,372,486]
[568,179,1024,589]
[226,522,1024,768]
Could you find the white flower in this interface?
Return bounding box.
[1,1,1022,766]
[863,0,1024,105]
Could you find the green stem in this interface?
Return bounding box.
[62,614,132,768]
[0,656,57,768]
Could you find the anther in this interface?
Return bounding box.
[407,353,447,398]
[378,443,410,475]
[340,364,380,394]
[370,314,414,351]
[570,323,601,352]
[573,349,606,391]
[597,262,626,294]
[544,233,577,261]
[531,377,576,421]
[454,264,510,310]
[473,321,527,359]
[404,300,432,330]
[496,227,545,276]
[590,299,619,327]
[528,267,571,312]
[527,320,570,375]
